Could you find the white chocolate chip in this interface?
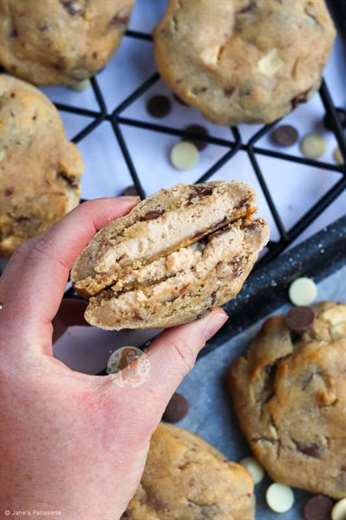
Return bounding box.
[334,147,344,165]
[266,483,295,514]
[240,457,265,485]
[70,79,91,92]
[288,277,318,306]
[0,148,6,161]
[300,133,326,159]
[332,498,346,520]
[170,142,199,171]
[258,49,283,76]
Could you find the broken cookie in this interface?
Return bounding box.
[122,423,255,520]
[72,181,269,330]
[229,301,346,499]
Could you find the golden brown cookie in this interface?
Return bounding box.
[0,0,134,86]
[229,302,346,499]
[154,0,336,125]
[0,74,83,255]
[71,182,269,330]
[123,423,255,519]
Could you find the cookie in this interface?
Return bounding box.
[0,0,134,86]
[122,423,255,520]
[154,0,336,125]
[0,74,83,255]
[72,181,269,330]
[229,301,346,499]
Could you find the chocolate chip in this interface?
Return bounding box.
[183,124,209,151]
[285,306,314,333]
[146,95,172,118]
[304,495,334,520]
[141,209,165,221]
[224,86,235,97]
[323,108,346,132]
[122,185,138,197]
[163,393,189,423]
[271,125,299,148]
[295,441,321,458]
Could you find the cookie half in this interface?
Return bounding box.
[122,423,255,520]
[0,75,83,255]
[154,0,336,125]
[229,301,346,499]
[72,182,269,330]
[0,0,134,86]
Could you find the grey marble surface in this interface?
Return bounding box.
[175,266,346,520]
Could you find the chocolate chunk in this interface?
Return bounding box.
[304,495,334,520]
[323,108,346,131]
[4,187,14,197]
[141,209,165,221]
[224,86,235,97]
[193,185,213,197]
[295,441,321,458]
[291,89,311,110]
[271,125,299,148]
[237,1,257,15]
[122,185,138,197]
[183,124,209,151]
[110,14,130,26]
[163,393,189,423]
[146,95,172,118]
[192,86,208,95]
[285,306,315,333]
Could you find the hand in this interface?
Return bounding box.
[0,198,228,520]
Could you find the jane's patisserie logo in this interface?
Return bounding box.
[107,346,151,387]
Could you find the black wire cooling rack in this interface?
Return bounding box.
[56,29,346,276]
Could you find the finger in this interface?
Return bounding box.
[102,309,227,430]
[52,299,89,343]
[0,197,138,330]
[145,309,228,404]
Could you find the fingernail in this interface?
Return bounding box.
[203,309,229,341]
[121,196,140,203]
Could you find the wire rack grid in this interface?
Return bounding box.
[54,28,346,279]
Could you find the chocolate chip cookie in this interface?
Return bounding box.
[229,302,346,499]
[72,181,269,330]
[154,0,336,125]
[0,0,134,86]
[0,74,83,255]
[122,423,255,519]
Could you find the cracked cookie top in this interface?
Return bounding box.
[0,0,134,85]
[229,301,346,499]
[154,0,336,125]
[0,74,83,255]
[122,423,255,520]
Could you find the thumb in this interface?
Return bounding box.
[143,308,228,417]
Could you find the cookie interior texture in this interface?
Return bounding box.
[0,74,83,255]
[72,182,269,330]
[122,423,255,520]
[154,0,336,125]
[0,0,134,86]
[229,301,346,499]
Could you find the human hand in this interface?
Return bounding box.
[0,198,228,520]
